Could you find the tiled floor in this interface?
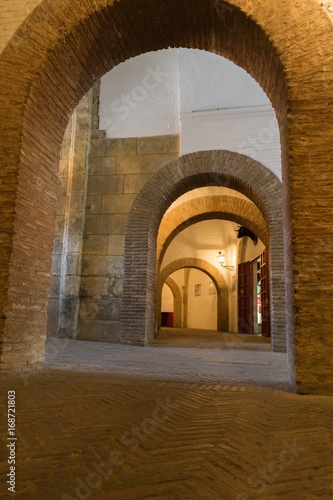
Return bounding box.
[0,331,332,500]
[44,329,289,390]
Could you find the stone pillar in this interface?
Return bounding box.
[47,91,92,339]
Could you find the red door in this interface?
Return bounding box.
[260,250,270,337]
[238,261,254,334]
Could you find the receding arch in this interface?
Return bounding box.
[158,258,228,333]
[122,150,286,351]
[1,0,333,393]
[0,0,289,370]
[164,278,182,328]
[157,195,269,267]
[159,212,267,269]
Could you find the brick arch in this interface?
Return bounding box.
[158,212,267,270]
[122,150,286,351]
[158,259,228,333]
[0,0,289,372]
[1,0,332,392]
[164,278,182,328]
[157,195,269,267]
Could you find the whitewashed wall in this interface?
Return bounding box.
[100,50,180,138]
[180,106,281,179]
[161,283,174,312]
[99,49,281,180]
[186,269,218,330]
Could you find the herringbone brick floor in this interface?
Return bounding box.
[1,333,332,500]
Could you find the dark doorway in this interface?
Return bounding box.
[238,261,254,334]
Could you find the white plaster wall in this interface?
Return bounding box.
[99,50,180,138]
[99,49,281,180]
[161,284,174,312]
[180,107,281,179]
[161,219,237,288]
[240,238,265,264]
[161,219,237,331]
[178,49,270,113]
[187,269,218,330]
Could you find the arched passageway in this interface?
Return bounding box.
[1,0,333,393]
[157,195,269,267]
[123,151,285,350]
[163,278,182,328]
[158,258,228,333]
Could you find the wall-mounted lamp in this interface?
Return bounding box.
[216,251,234,271]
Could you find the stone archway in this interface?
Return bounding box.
[164,278,182,328]
[122,150,285,350]
[158,258,228,333]
[1,0,333,393]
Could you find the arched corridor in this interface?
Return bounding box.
[1,2,333,498]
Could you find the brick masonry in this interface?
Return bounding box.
[0,0,332,394]
[123,151,286,353]
[157,196,269,266]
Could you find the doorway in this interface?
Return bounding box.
[238,249,270,337]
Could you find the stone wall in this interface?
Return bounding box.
[76,86,180,341]
[47,90,92,338]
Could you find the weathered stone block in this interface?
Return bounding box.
[53,236,63,255]
[60,274,81,296]
[71,173,85,192]
[107,275,123,297]
[59,176,69,196]
[65,253,81,275]
[137,135,180,154]
[60,139,71,160]
[81,255,124,276]
[77,320,120,342]
[90,136,106,156]
[70,193,85,212]
[58,297,80,329]
[83,235,108,255]
[89,157,116,176]
[86,195,102,214]
[51,255,62,276]
[85,214,128,235]
[107,235,125,255]
[56,196,66,216]
[67,235,81,253]
[104,138,137,156]
[79,298,121,321]
[68,215,84,234]
[80,276,109,298]
[101,194,135,214]
[49,276,60,298]
[87,175,124,195]
[46,299,59,337]
[124,174,150,194]
[54,216,65,236]
[116,154,179,174]
[72,155,87,174]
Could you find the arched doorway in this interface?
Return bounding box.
[161,277,182,328]
[1,0,333,394]
[122,151,283,348]
[158,258,229,333]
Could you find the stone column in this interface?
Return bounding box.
[47,90,93,339]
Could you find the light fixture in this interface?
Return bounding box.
[216,251,234,271]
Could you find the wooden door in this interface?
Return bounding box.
[260,249,270,337]
[238,261,254,334]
